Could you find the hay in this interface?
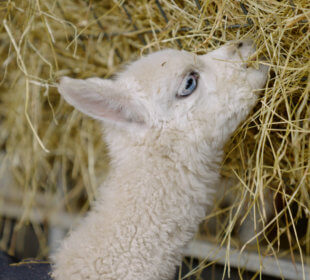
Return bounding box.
[0,0,309,277]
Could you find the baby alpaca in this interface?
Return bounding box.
[52,41,268,280]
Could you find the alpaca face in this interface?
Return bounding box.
[58,41,268,149]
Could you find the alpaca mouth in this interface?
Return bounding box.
[245,54,268,70]
[245,61,269,91]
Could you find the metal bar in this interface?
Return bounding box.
[194,0,201,11]
[155,0,182,48]
[155,0,169,23]
[2,197,309,279]
[184,239,310,280]
[239,2,253,25]
[122,3,147,45]
[0,201,76,230]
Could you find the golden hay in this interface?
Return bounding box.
[0,0,309,277]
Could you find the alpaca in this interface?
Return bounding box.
[52,40,268,280]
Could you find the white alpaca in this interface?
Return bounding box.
[52,41,268,280]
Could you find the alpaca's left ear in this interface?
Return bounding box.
[58,77,148,125]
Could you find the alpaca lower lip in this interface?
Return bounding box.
[246,60,268,72]
[245,52,268,68]
[245,57,259,68]
[246,62,260,69]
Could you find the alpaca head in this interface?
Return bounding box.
[58,41,268,155]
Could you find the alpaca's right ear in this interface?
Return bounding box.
[58,77,147,125]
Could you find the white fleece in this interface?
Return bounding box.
[52,40,268,280]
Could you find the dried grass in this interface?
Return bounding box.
[0,0,309,278]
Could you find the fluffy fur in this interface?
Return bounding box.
[52,41,268,280]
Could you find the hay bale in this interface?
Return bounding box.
[0,0,309,277]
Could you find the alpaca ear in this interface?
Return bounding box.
[58,77,147,125]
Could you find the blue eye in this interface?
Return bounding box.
[177,71,199,98]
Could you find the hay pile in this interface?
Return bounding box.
[0,0,309,277]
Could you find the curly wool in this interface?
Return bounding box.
[52,41,268,280]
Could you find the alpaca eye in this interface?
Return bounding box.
[177,71,199,98]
